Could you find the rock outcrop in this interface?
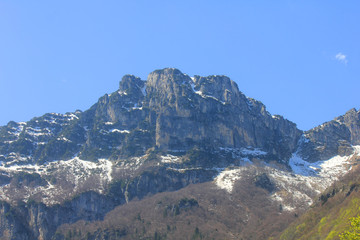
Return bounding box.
[298,109,360,161]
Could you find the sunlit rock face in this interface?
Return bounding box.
[143,68,301,159]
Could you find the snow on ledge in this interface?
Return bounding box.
[0,157,114,182]
[214,168,247,193]
[194,90,226,105]
[213,146,359,212]
[218,147,267,157]
[289,146,360,177]
[110,129,130,134]
[160,154,182,163]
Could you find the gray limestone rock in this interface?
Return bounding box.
[298,109,360,161]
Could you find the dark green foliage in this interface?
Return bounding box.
[191,227,203,240]
[106,179,127,204]
[185,148,219,168]
[11,171,47,188]
[38,138,80,164]
[79,126,122,161]
[165,198,199,216]
[319,188,338,204]
[174,205,180,216]
[0,174,11,185]
[178,197,199,209]
[26,198,38,206]
[121,129,155,157]
[163,208,168,218]
[9,138,34,156]
[254,173,276,192]
[53,232,65,240]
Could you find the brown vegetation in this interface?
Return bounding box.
[55,171,298,239]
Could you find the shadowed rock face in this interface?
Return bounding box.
[298,109,360,162]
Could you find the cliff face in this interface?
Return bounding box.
[0,202,31,240]
[298,109,360,162]
[144,68,301,160]
[0,166,215,239]
[0,192,115,240]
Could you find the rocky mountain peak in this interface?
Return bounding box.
[147,68,191,89]
[297,108,360,161]
[335,108,360,145]
[119,75,145,94]
[146,68,193,108]
[193,75,241,104]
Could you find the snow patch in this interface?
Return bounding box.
[0,157,114,205]
[168,149,187,153]
[57,137,71,142]
[269,145,360,211]
[218,147,267,157]
[272,115,281,120]
[214,168,246,193]
[65,113,79,121]
[132,103,143,110]
[195,91,226,105]
[160,155,182,163]
[25,127,52,137]
[110,129,130,134]
[289,151,353,178]
[117,155,147,171]
[240,148,267,156]
[118,90,128,96]
[137,129,149,132]
[213,146,358,211]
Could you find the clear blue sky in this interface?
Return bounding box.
[0,1,359,130]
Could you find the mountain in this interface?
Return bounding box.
[0,68,359,239]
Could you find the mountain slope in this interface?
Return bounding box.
[278,163,360,240]
[0,68,359,239]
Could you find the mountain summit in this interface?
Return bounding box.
[1,68,302,164]
[0,68,359,239]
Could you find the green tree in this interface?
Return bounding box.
[340,215,360,239]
